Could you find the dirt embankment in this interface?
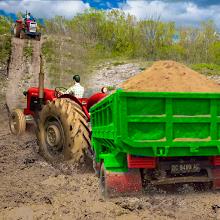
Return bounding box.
[121,60,220,92]
[5,38,41,111]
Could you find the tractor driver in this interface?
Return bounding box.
[27,12,35,21]
[64,75,85,98]
[24,12,34,21]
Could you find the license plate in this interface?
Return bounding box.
[30,23,37,32]
[30,23,37,28]
[30,28,36,33]
[171,163,200,174]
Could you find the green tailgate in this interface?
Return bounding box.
[90,90,220,163]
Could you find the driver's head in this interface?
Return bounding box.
[28,12,31,15]
[73,75,80,83]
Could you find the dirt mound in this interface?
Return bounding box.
[120,60,220,92]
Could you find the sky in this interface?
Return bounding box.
[0,0,220,29]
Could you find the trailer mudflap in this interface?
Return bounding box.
[104,169,142,197]
[127,154,156,169]
[212,168,220,189]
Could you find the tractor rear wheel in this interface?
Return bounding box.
[9,109,26,135]
[37,98,91,163]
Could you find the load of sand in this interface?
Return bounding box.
[120,60,220,92]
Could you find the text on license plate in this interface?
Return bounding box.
[171,163,200,174]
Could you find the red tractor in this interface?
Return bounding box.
[14,18,41,41]
[9,58,106,163]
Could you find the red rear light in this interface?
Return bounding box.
[212,156,220,166]
[127,155,156,169]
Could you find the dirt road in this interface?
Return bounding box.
[6,38,41,111]
[1,39,220,220]
[5,38,25,111]
[1,108,220,219]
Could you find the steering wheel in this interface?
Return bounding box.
[55,87,67,97]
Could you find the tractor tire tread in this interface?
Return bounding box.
[9,109,26,135]
[37,98,90,163]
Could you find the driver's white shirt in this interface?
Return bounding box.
[65,82,84,98]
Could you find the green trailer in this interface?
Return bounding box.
[90,90,220,196]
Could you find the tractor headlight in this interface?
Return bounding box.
[23,91,28,96]
[101,87,108,93]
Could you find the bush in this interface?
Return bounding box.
[191,63,220,75]
[0,16,11,64]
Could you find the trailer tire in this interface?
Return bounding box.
[100,163,109,197]
[37,98,91,163]
[9,109,26,135]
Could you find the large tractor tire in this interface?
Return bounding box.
[37,98,91,163]
[9,109,26,135]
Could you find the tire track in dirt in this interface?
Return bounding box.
[6,38,25,111]
[25,40,41,88]
[5,38,41,111]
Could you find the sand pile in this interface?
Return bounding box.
[120,60,220,92]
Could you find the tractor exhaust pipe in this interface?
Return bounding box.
[39,54,44,107]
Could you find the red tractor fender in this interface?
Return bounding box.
[59,94,91,120]
[16,19,23,23]
[59,93,107,121]
[87,93,107,111]
[24,87,56,116]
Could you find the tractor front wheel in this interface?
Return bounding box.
[37,98,91,163]
[9,109,26,135]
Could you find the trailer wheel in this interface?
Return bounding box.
[37,98,91,163]
[100,164,109,197]
[100,163,143,198]
[9,109,26,135]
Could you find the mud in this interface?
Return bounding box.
[1,41,220,219]
[1,112,220,220]
[121,60,220,92]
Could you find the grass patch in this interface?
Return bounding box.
[107,85,116,91]
[23,44,33,58]
[112,61,125,66]
[42,39,56,62]
[191,63,220,75]
[0,34,11,64]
